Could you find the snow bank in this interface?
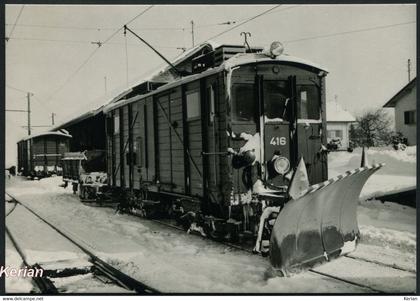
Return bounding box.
[360,175,416,200]
[328,146,416,204]
[328,146,416,177]
[368,146,416,164]
[359,225,416,254]
[358,199,416,234]
[5,236,34,293]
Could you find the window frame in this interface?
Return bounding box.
[296,83,321,121]
[404,110,416,125]
[186,89,201,121]
[113,114,120,135]
[231,82,257,123]
[207,85,216,125]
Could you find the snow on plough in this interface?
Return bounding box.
[50,41,384,274]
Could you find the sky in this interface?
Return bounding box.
[5,4,416,166]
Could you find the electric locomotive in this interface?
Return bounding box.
[103,41,382,274]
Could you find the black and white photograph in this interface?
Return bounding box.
[4,3,417,296]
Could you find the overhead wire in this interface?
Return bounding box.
[6,37,186,50]
[6,84,29,94]
[284,20,416,44]
[195,5,298,29]
[7,5,25,41]
[200,5,282,43]
[44,5,154,104]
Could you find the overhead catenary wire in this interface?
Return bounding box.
[44,5,154,104]
[200,5,282,43]
[284,20,416,44]
[6,37,186,50]
[195,5,298,29]
[6,84,30,94]
[5,23,185,31]
[124,28,129,86]
[7,5,25,42]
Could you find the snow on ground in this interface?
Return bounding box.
[328,146,416,201]
[328,146,416,275]
[5,235,34,293]
[6,205,90,266]
[5,174,416,293]
[50,273,131,293]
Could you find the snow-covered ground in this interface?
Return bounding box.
[4,147,416,293]
[328,146,416,201]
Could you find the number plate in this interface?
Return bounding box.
[270,136,287,146]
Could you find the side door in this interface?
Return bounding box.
[184,84,203,197]
[203,78,219,203]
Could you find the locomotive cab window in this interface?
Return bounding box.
[186,90,200,120]
[263,81,290,121]
[297,85,320,120]
[232,83,255,122]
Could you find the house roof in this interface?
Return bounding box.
[383,77,416,108]
[326,101,356,122]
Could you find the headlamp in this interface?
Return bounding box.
[270,41,284,58]
[274,156,290,175]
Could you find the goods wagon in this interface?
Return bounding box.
[17,130,71,178]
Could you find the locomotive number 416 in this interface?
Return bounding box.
[270,136,287,146]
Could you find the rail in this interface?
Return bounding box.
[5,192,160,294]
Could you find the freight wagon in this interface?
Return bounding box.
[17,130,72,178]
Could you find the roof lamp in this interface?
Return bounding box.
[270,41,284,58]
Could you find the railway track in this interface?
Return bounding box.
[6,191,415,293]
[148,217,415,293]
[5,192,159,294]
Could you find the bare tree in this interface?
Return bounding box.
[350,109,393,147]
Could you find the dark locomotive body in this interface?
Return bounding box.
[17,131,72,178]
[104,46,329,238]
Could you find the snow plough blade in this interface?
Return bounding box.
[269,163,384,275]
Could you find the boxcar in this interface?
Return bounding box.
[17,130,72,178]
[103,42,329,245]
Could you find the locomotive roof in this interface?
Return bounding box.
[18,130,72,143]
[103,52,327,113]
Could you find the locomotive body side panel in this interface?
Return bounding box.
[114,109,121,187]
[123,105,130,189]
[132,100,143,189]
[169,88,185,194]
[184,80,204,198]
[202,73,228,209]
[156,93,172,190]
[145,97,156,184]
[105,113,113,186]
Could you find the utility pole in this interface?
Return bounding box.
[407,59,411,82]
[51,112,56,126]
[27,92,32,135]
[191,20,195,47]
